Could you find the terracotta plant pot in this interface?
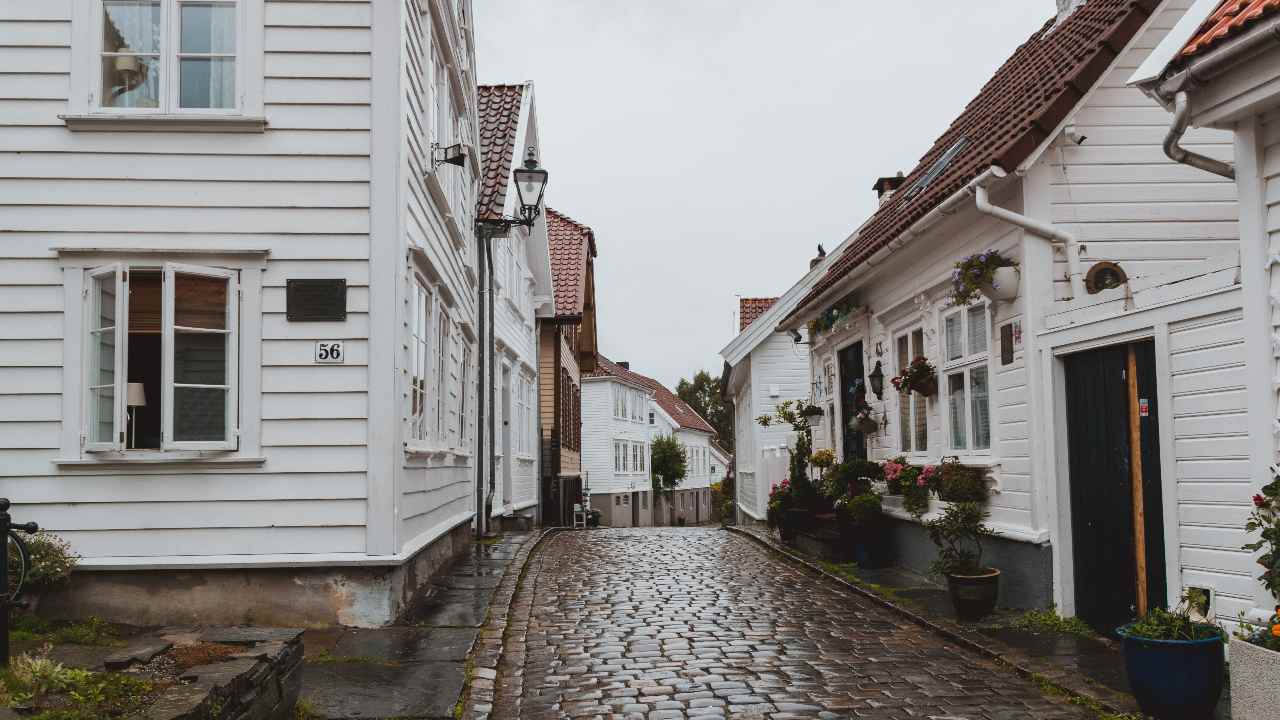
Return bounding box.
[978,266,1020,302]
[912,376,938,398]
[1231,635,1280,720]
[945,568,1000,621]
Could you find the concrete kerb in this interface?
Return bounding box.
[458,526,565,716]
[724,525,1130,717]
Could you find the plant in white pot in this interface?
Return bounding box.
[951,250,1019,305]
[1232,477,1280,720]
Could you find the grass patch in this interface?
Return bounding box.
[309,649,399,667]
[811,558,920,608]
[11,615,120,648]
[293,698,320,719]
[0,652,154,719]
[1006,607,1098,639]
[1030,672,1145,720]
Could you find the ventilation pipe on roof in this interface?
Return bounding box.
[1163,91,1235,180]
[968,166,1087,300]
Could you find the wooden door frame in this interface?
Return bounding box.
[1040,319,1185,618]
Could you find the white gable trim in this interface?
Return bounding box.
[1129,0,1224,90]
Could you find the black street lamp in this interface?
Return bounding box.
[512,147,548,226]
[868,361,885,400]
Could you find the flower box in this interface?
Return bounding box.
[1231,635,1280,720]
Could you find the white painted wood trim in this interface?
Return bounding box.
[1152,322,1183,609]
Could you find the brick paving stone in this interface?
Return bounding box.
[484,528,1092,719]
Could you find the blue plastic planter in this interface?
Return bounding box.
[1117,623,1225,720]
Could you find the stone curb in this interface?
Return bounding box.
[460,526,564,719]
[726,525,1133,717]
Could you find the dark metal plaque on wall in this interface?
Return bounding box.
[286,279,347,321]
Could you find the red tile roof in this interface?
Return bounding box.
[586,356,717,435]
[546,208,596,318]
[791,0,1156,319]
[1181,0,1280,59]
[738,297,778,332]
[477,84,526,222]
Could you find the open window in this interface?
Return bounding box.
[83,262,239,452]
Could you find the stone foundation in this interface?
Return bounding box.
[38,522,474,628]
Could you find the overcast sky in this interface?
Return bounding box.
[475,1,1055,389]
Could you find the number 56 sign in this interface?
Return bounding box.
[315,341,345,364]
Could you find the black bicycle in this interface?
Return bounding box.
[5,530,29,605]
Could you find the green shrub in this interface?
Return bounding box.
[835,492,882,526]
[1124,605,1224,642]
[935,463,988,503]
[14,532,79,592]
[926,501,994,576]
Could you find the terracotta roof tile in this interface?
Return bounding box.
[586,356,717,435]
[738,297,779,332]
[476,84,526,222]
[791,0,1156,319]
[1181,0,1280,59]
[546,208,595,318]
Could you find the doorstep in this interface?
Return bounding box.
[730,525,1233,719]
[299,529,544,720]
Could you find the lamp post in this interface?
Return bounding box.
[473,147,547,538]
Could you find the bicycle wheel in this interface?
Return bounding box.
[7,531,29,603]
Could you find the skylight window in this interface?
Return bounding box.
[902,137,968,201]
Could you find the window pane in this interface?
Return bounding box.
[897,335,911,451]
[180,58,236,109]
[180,3,236,53]
[174,331,226,385]
[92,387,116,444]
[968,305,988,356]
[971,367,991,450]
[173,386,226,441]
[102,56,160,109]
[911,328,925,358]
[913,393,927,452]
[89,274,118,444]
[174,273,227,329]
[945,314,962,361]
[103,1,160,53]
[948,373,967,449]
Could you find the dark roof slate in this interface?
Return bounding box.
[477,84,525,222]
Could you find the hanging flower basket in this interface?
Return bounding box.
[850,412,879,435]
[800,404,824,428]
[951,250,1019,306]
[979,266,1021,303]
[912,375,938,398]
[892,356,938,398]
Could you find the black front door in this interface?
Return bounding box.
[1063,341,1167,634]
[839,342,867,461]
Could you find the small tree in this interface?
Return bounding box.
[756,400,817,509]
[650,434,687,497]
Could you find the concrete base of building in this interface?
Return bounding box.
[36,522,474,629]
[883,515,1053,610]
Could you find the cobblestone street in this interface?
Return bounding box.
[490,528,1092,719]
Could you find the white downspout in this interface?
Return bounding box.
[1164,91,1236,179]
[968,166,1086,300]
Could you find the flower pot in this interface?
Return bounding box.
[912,376,938,398]
[1117,624,1225,720]
[945,568,1000,621]
[978,266,1020,302]
[805,414,823,429]
[1231,635,1280,720]
[852,416,879,435]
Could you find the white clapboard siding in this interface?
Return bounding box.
[0,0,382,561]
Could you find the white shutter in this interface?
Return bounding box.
[161,263,239,451]
[84,264,127,452]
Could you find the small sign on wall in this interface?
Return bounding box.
[286,279,347,321]
[315,341,345,364]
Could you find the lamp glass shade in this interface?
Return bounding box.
[127,382,147,407]
[868,361,885,399]
[512,165,548,215]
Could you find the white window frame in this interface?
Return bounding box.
[435,305,451,443]
[941,304,993,454]
[895,325,929,457]
[408,278,436,447]
[161,262,239,451]
[70,0,265,119]
[459,343,472,450]
[83,264,128,452]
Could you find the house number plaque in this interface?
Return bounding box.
[315,341,345,364]
[286,279,347,321]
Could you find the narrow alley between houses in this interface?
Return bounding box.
[478,529,1091,720]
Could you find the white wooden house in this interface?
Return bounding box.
[1129,0,1280,627]
[779,0,1251,626]
[0,0,486,627]
[475,83,555,522]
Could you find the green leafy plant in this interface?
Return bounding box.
[1007,607,1096,638]
[650,434,687,497]
[0,650,152,718]
[14,532,79,593]
[935,461,988,503]
[809,448,836,470]
[890,356,937,396]
[766,478,794,530]
[819,460,880,501]
[834,491,883,526]
[806,294,859,337]
[950,249,1018,306]
[926,501,994,576]
[1124,601,1225,643]
[1245,476,1280,601]
[757,400,819,511]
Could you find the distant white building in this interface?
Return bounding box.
[583,357,718,526]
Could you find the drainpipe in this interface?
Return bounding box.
[474,228,488,539]
[1163,91,1235,180]
[968,166,1086,300]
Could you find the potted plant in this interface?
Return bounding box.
[767,478,798,542]
[1117,598,1226,720]
[901,464,937,519]
[951,250,1019,305]
[835,490,890,569]
[891,356,938,397]
[800,404,824,428]
[935,460,989,503]
[810,448,836,471]
[882,457,907,496]
[926,501,999,620]
[1232,478,1280,720]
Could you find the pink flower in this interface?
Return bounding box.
[917,476,928,487]
[1255,494,1267,508]
[883,461,903,482]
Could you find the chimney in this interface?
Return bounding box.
[617,361,629,370]
[1055,0,1086,25]
[872,172,906,205]
[809,243,827,270]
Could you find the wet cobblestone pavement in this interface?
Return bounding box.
[490,528,1092,719]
